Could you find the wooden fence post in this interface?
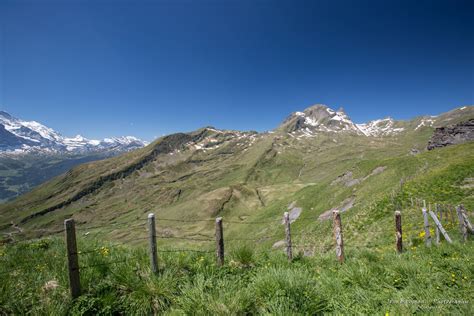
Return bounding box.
[215,217,224,266]
[333,210,344,263]
[428,210,452,244]
[459,206,473,234]
[283,212,293,261]
[395,211,403,253]
[422,201,431,247]
[456,206,468,242]
[64,219,81,299]
[148,213,158,274]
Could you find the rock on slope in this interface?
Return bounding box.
[427,119,474,150]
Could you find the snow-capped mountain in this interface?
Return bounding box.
[0,111,148,155]
[279,105,362,134]
[277,104,461,137]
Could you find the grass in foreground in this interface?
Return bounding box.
[1,237,473,315]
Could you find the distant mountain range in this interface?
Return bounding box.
[0,110,148,202]
[0,111,148,155]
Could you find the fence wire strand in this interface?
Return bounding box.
[156,235,214,242]
[2,195,470,276]
[80,259,129,269]
[157,249,214,254]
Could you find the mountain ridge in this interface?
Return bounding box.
[0,111,148,155]
[278,104,473,137]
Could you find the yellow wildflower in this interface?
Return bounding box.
[35,264,46,271]
[99,246,110,256]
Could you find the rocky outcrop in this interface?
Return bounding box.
[331,166,386,187]
[427,119,474,150]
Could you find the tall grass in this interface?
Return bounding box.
[1,236,472,314]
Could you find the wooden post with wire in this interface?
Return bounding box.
[148,213,158,274]
[333,210,344,263]
[422,200,431,247]
[215,217,224,266]
[64,219,81,299]
[283,212,293,261]
[459,205,473,234]
[456,206,468,242]
[395,211,403,253]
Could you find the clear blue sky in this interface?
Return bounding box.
[1,0,473,141]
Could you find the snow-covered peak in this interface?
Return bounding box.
[102,136,148,146]
[19,120,62,142]
[280,104,361,134]
[69,134,87,141]
[356,118,404,136]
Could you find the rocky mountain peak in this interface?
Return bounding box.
[279,104,359,134]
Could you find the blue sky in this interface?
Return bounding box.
[1,0,473,141]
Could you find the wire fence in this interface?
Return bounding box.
[1,191,472,286]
